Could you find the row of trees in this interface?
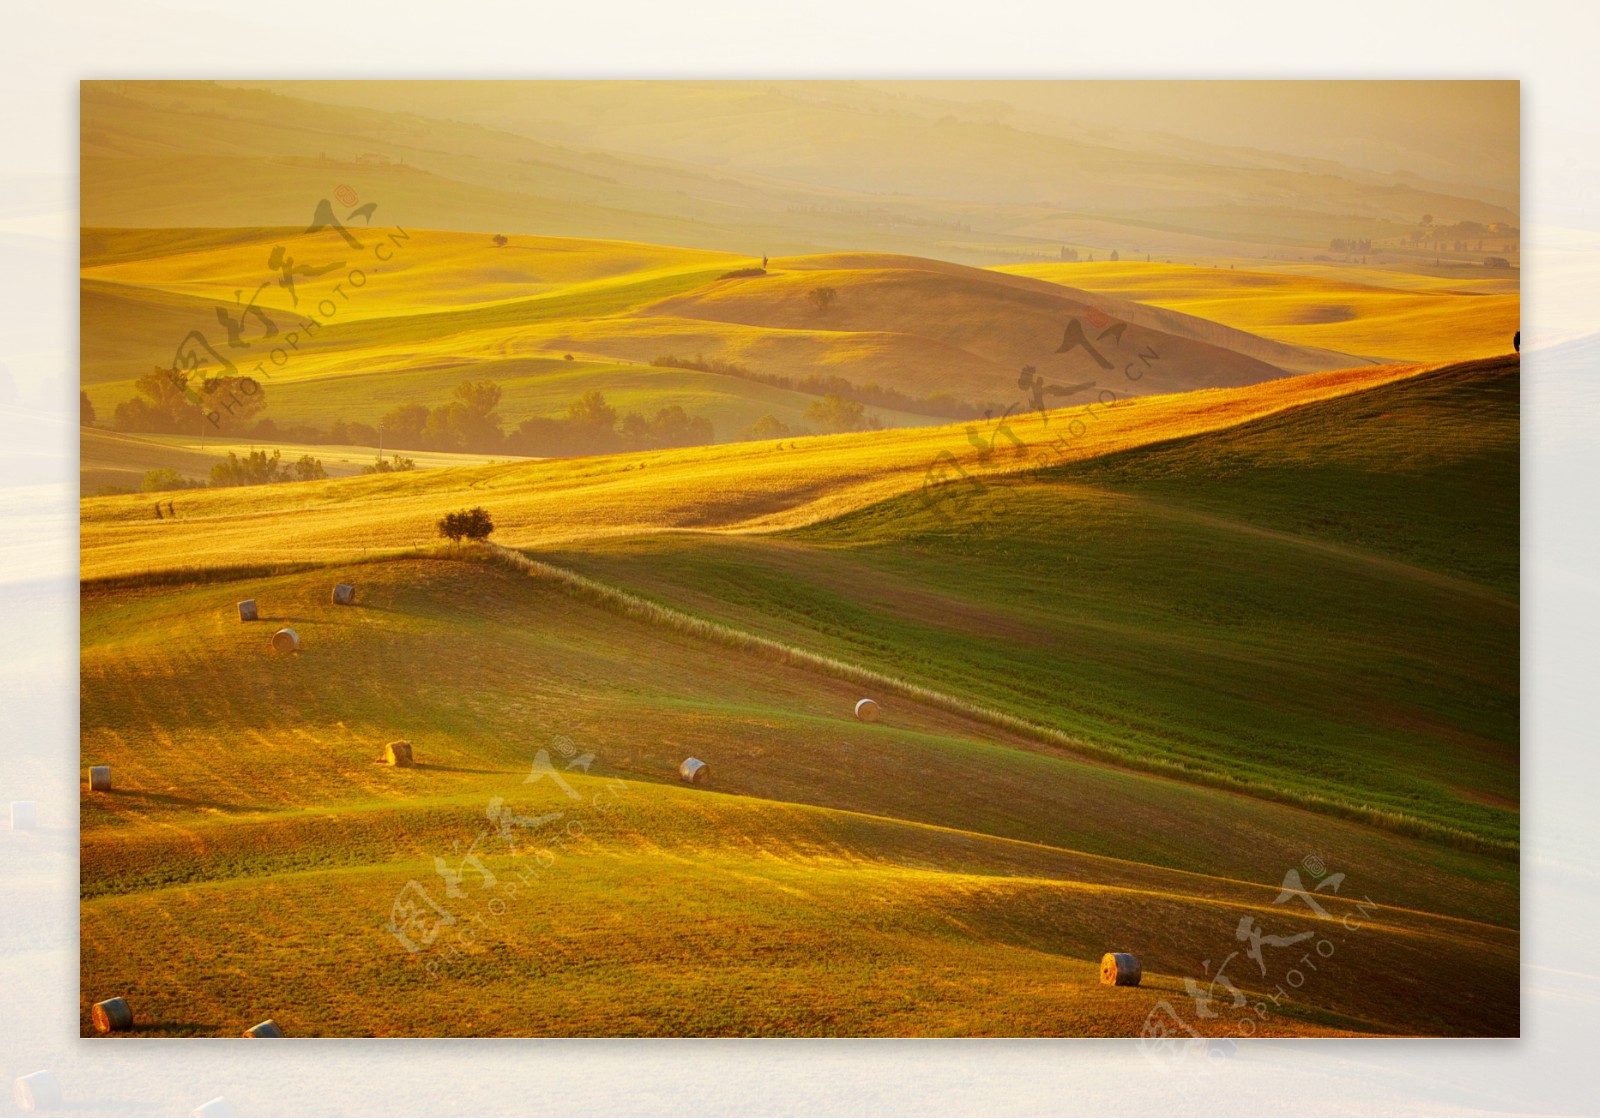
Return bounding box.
[96,374,722,459]
[379,380,507,453]
[107,369,267,435]
[140,448,328,492]
[209,449,327,486]
[375,382,718,457]
[1056,247,1113,262]
[505,390,715,457]
[98,372,339,444]
[97,366,908,459]
[649,353,991,420]
[737,395,884,440]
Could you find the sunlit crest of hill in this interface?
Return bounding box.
[78,356,1518,1037]
[81,230,1368,468]
[998,261,1521,365]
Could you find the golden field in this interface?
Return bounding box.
[81,360,1430,579]
[78,80,1520,1040]
[82,228,1368,464]
[997,261,1519,364]
[81,351,1519,1036]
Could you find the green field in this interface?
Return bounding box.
[75,78,1522,1044]
[544,357,1518,847]
[80,355,1519,1037]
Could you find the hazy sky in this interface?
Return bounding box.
[878,81,1518,195]
[220,78,1518,208]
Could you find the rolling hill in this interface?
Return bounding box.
[80,355,1518,1037]
[544,356,1519,846]
[81,556,1515,1038]
[79,359,1434,579]
[81,227,1379,496]
[997,261,1521,364]
[83,80,1519,274]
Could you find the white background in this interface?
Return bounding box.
[2,1,1597,1114]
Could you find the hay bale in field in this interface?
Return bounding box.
[10,800,36,829]
[89,766,111,792]
[237,599,258,622]
[241,1020,283,1038]
[14,1071,60,1113]
[384,740,414,767]
[271,628,299,653]
[190,1097,237,1118]
[1100,952,1142,987]
[332,583,355,606]
[679,757,708,785]
[854,697,879,722]
[91,996,134,1033]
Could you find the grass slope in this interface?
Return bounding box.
[79,361,1432,581]
[542,357,1517,849]
[81,557,1516,1037]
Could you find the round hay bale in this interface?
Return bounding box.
[854,698,879,722]
[271,628,299,654]
[191,1097,237,1118]
[332,583,355,606]
[678,757,708,785]
[89,766,111,792]
[384,740,414,767]
[14,1071,60,1113]
[241,1019,283,1038]
[237,599,258,622]
[10,800,37,829]
[1099,952,1142,987]
[91,996,134,1033]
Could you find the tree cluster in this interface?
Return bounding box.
[437,506,494,543]
[112,368,265,434]
[379,380,506,453]
[807,286,837,312]
[209,448,327,487]
[650,354,988,421]
[140,467,199,492]
[505,391,714,457]
[362,455,416,474]
[133,450,327,494]
[803,394,880,433]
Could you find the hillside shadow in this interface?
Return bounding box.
[119,1020,219,1037]
[405,763,509,775]
[101,788,262,813]
[252,614,372,627]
